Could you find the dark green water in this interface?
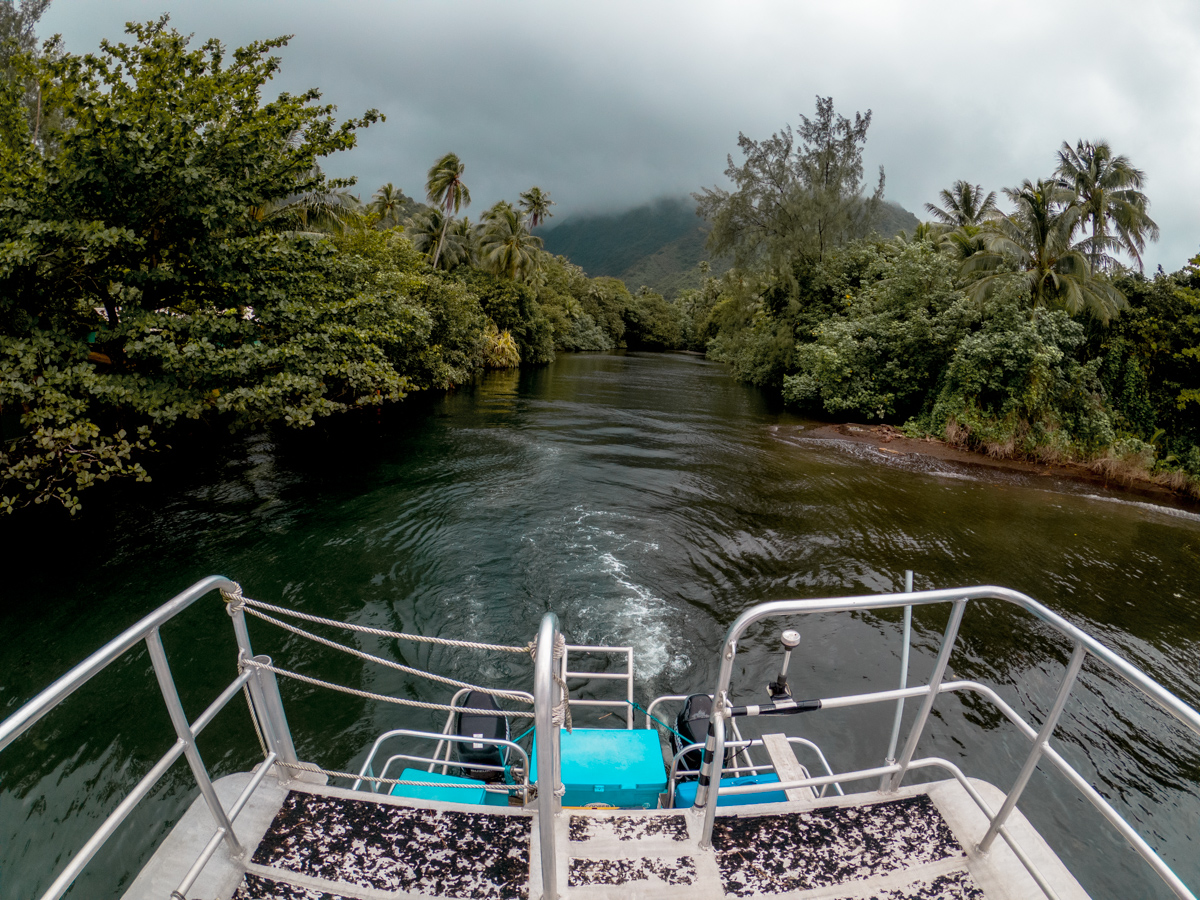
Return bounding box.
[3,351,1200,899]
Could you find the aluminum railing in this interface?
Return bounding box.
[561,643,634,727]
[690,585,1200,900]
[533,612,564,900]
[352,728,531,802]
[0,576,297,900]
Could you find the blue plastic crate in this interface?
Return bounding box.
[673,772,788,808]
[389,767,508,807]
[531,728,667,808]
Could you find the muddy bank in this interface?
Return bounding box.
[797,422,1200,510]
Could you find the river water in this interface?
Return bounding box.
[2,351,1199,899]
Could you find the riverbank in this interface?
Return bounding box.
[802,422,1200,509]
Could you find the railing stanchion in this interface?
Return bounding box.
[227,593,299,771]
[886,598,967,792]
[534,612,562,900]
[696,695,727,850]
[882,569,915,789]
[979,641,1087,853]
[145,627,243,858]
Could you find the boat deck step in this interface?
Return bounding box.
[123,769,1091,900]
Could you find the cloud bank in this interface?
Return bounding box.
[44,0,1200,270]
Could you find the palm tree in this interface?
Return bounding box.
[425,152,471,268]
[479,202,543,281]
[404,208,475,269]
[961,179,1126,323]
[1055,139,1159,273]
[518,186,555,230]
[368,183,408,229]
[924,181,999,227]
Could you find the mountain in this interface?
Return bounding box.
[541,197,922,298]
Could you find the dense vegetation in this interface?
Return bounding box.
[687,99,1199,495]
[2,13,1195,515]
[0,19,682,515]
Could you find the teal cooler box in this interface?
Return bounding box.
[531,728,667,808]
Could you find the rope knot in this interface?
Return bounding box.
[221,586,245,615]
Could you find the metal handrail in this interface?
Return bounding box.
[0,576,290,900]
[561,643,634,727]
[690,585,1200,900]
[533,612,562,900]
[666,736,844,806]
[0,575,237,753]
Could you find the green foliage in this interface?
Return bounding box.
[622,288,683,351]
[782,243,976,420]
[1,19,379,330]
[923,293,1116,458]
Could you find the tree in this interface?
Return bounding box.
[696,96,885,276]
[1055,139,1159,273]
[404,208,474,269]
[0,17,379,330]
[924,181,999,228]
[0,19,406,514]
[962,179,1126,323]
[0,0,52,142]
[519,186,555,229]
[368,182,410,229]
[425,151,470,268]
[479,202,543,281]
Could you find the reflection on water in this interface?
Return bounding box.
[2,352,1199,900]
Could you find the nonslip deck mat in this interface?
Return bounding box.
[568,856,698,887]
[568,814,690,843]
[833,869,985,900]
[234,872,364,900]
[711,794,967,896]
[251,790,531,900]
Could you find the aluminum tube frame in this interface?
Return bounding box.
[0,575,239,753]
[38,739,187,900]
[979,642,1087,852]
[145,627,243,858]
[709,585,1200,737]
[228,601,299,769]
[887,599,966,792]
[174,750,278,899]
[882,569,915,786]
[831,676,1196,899]
[534,612,562,900]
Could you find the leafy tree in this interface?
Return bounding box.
[963,179,1126,323]
[696,96,885,275]
[622,288,683,350]
[782,242,976,420]
[519,186,555,229]
[1,18,379,330]
[425,151,470,268]
[479,202,543,281]
[924,181,999,228]
[926,290,1115,459]
[1055,139,1159,273]
[0,20,418,514]
[0,0,54,143]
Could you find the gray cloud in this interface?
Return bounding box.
[44,0,1200,270]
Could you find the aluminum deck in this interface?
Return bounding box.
[124,768,1090,900]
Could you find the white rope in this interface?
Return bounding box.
[224,591,532,654]
[274,760,526,794]
[550,633,572,733]
[239,657,536,718]
[238,605,534,704]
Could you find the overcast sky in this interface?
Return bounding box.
[42,0,1200,271]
